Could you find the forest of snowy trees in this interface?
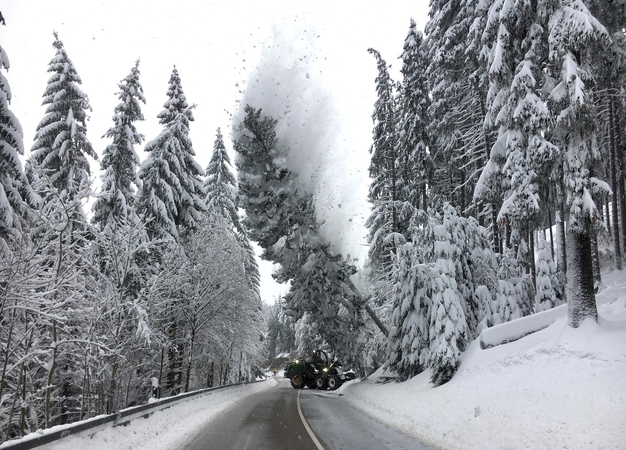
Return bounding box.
[265,0,625,385]
[1,0,625,442]
[0,33,263,439]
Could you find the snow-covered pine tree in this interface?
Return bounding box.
[366,48,401,278]
[93,60,145,230]
[31,32,96,210]
[479,0,559,277]
[0,40,35,250]
[535,232,559,311]
[426,0,496,229]
[137,67,205,240]
[547,0,610,327]
[495,246,524,322]
[19,36,99,425]
[387,213,433,380]
[204,128,239,226]
[396,20,432,212]
[396,19,432,217]
[204,127,260,296]
[429,209,468,385]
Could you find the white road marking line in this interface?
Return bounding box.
[297,389,325,450]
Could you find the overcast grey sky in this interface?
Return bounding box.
[1,0,429,302]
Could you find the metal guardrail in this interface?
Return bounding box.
[0,379,267,450]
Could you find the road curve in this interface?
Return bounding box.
[182,377,436,450]
[182,378,318,450]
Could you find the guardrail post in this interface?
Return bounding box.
[151,377,159,399]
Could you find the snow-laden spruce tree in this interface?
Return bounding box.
[387,211,433,380]
[477,0,559,276]
[535,232,559,311]
[26,35,100,426]
[204,128,239,226]
[429,209,468,386]
[204,127,260,296]
[137,67,205,240]
[396,19,432,212]
[366,47,401,277]
[386,203,497,383]
[93,60,145,230]
[0,41,35,250]
[426,0,496,228]
[547,0,610,327]
[31,33,96,207]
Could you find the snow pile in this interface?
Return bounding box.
[36,379,275,450]
[342,269,626,450]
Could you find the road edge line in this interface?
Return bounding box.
[297,389,325,450]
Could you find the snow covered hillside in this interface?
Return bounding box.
[342,269,626,450]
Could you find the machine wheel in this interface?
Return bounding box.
[327,376,342,390]
[315,375,328,390]
[291,373,305,389]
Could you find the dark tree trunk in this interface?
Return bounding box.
[590,230,602,292]
[492,203,501,253]
[566,230,597,327]
[617,121,626,263]
[207,362,214,388]
[604,199,611,236]
[529,228,536,288]
[556,209,567,274]
[608,96,622,270]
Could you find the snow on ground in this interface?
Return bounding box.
[40,379,276,450]
[341,269,626,450]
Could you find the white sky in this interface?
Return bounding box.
[1,0,429,303]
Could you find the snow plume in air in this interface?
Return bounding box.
[234,23,370,264]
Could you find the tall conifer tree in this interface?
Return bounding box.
[548,0,610,327]
[93,60,145,230]
[137,67,205,240]
[204,128,260,295]
[31,32,96,210]
[396,19,432,212]
[0,40,35,248]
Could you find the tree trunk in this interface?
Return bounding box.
[207,362,214,388]
[555,209,567,274]
[5,366,22,441]
[0,309,16,405]
[344,278,388,336]
[238,352,243,382]
[108,311,123,414]
[492,203,501,253]
[608,96,623,270]
[529,227,536,287]
[566,230,597,327]
[617,117,626,261]
[184,328,196,393]
[45,319,58,428]
[591,230,602,291]
[158,347,164,396]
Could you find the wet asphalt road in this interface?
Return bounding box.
[182,378,436,450]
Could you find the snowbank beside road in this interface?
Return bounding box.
[42,378,276,450]
[342,269,626,450]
